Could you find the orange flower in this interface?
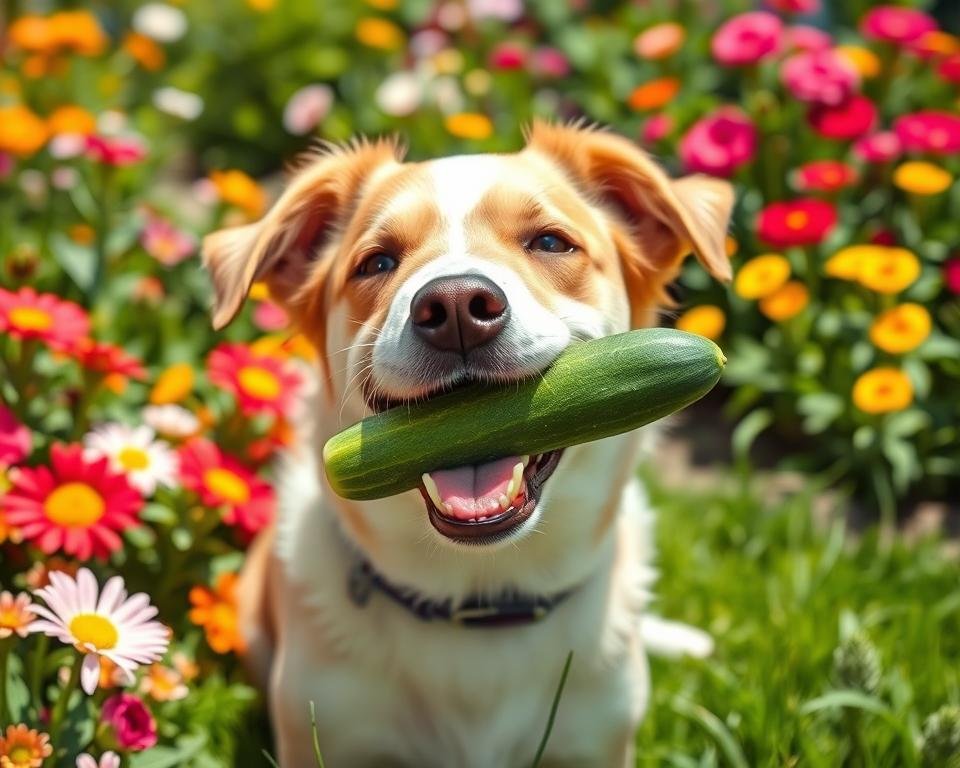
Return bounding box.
[634,22,686,60]
[869,303,931,354]
[47,105,96,136]
[734,254,791,299]
[355,17,405,50]
[0,591,35,639]
[150,363,195,405]
[675,305,725,341]
[0,105,48,157]
[444,113,494,140]
[188,572,245,654]
[8,16,55,53]
[836,45,881,79]
[0,724,52,768]
[759,281,809,321]
[628,77,681,111]
[48,11,107,56]
[140,663,188,701]
[123,32,166,71]
[209,170,266,219]
[852,368,913,414]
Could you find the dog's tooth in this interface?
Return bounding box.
[506,461,524,499]
[521,455,530,467]
[421,473,446,511]
[499,494,510,511]
[443,503,453,514]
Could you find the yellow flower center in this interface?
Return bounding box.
[238,365,281,400]
[118,446,150,471]
[44,482,105,527]
[0,609,22,629]
[69,613,119,649]
[9,306,53,331]
[10,745,34,762]
[785,211,809,230]
[203,468,250,504]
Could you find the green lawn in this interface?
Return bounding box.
[636,470,960,767]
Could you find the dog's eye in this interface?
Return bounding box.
[528,233,575,254]
[357,253,398,277]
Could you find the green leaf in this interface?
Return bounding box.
[882,437,918,493]
[797,393,844,434]
[141,503,179,526]
[130,733,207,768]
[732,409,773,462]
[4,652,30,723]
[884,410,930,439]
[49,232,97,293]
[800,689,893,719]
[672,698,749,768]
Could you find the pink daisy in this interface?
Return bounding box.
[0,404,31,466]
[207,342,302,418]
[0,287,90,350]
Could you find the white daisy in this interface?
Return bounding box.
[31,569,170,695]
[142,405,200,440]
[83,423,178,495]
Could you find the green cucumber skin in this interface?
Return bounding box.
[323,329,725,501]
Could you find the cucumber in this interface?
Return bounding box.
[322,328,725,501]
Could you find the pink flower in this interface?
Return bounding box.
[893,111,960,155]
[939,54,960,84]
[77,752,120,768]
[101,694,157,752]
[0,152,12,179]
[489,42,526,70]
[783,25,832,52]
[781,50,858,105]
[141,214,196,267]
[641,114,673,145]
[944,259,960,295]
[252,301,289,331]
[467,0,523,22]
[860,6,937,46]
[679,107,757,177]
[529,47,569,78]
[808,94,877,140]
[0,405,31,466]
[282,84,334,136]
[854,132,903,163]
[84,135,147,166]
[766,0,820,14]
[712,11,783,66]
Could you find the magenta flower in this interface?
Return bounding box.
[101,693,157,751]
[282,84,333,136]
[808,94,877,140]
[766,0,820,13]
[85,135,147,166]
[0,152,12,180]
[782,50,858,106]
[860,6,937,46]
[489,42,526,70]
[854,132,903,163]
[0,404,30,466]
[641,114,673,145]
[141,214,196,267]
[530,47,570,79]
[711,11,783,66]
[679,107,756,177]
[783,25,832,53]
[893,111,960,155]
[945,259,960,295]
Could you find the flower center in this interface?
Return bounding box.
[44,482,105,527]
[9,306,53,331]
[69,613,119,650]
[876,384,893,398]
[0,609,22,629]
[203,468,250,504]
[118,446,150,471]
[237,365,281,400]
[10,745,34,763]
[785,211,809,230]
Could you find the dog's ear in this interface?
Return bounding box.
[202,139,402,330]
[524,121,734,325]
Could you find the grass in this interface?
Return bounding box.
[636,469,960,767]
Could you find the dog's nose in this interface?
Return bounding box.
[410,275,509,354]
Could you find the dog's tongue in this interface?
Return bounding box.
[430,456,522,521]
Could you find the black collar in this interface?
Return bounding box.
[346,557,576,628]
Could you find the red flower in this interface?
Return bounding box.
[2,444,143,561]
[945,259,960,295]
[489,42,526,70]
[0,287,90,350]
[85,135,148,166]
[0,404,31,466]
[939,54,960,84]
[893,111,960,155]
[860,6,937,46]
[756,198,837,247]
[177,438,274,535]
[68,339,148,380]
[207,343,302,418]
[793,160,857,192]
[808,94,877,140]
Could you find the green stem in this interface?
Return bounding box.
[90,165,113,302]
[0,640,10,728]
[29,635,48,708]
[49,653,83,740]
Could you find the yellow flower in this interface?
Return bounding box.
[857,247,921,294]
[759,280,809,321]
[47,105,97,136]
[0,105,48,157]
[444,112,494,141]
[251,333,316,361]
[825,245,879,281]
[893,161,952,196]
[150,363,195,405]
[0,724,52,768]
[209,170,266,219]
[734,254,791,299]
[365,0,399,9]
[836,45,881,79]
[432,48,464,75]
[248,281,271,301]
[675,305,725,341]
[852,368,913,414]
[123,32,166,71]
[355,17,405,51]
[247,0,278,10]
[869,303,931,354]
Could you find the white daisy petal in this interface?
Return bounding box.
[81,653,101,694]
[97,576,128,615]
[77,568,99,612]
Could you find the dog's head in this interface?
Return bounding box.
[204,122,732,594]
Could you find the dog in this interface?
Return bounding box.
[203,121,733,767]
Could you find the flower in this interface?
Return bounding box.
[0,725,52,768]
[83,424,178,496]
[139,663,188,702]
[712,11,783,66]
[178,438,274,535]
[0,287,90,350]
[253,301,290,331]
[781,50,858,106]
[911,30,960,59]
[852,368,913,414]
[0,405,31,467]
[756,199,837,247]
[893,161,952,196]
[766,0,820,13]
[188,572,245,654]
[209,170,266,219]
[759,281,809,321]
[85,135,148,166]
[31,568,169,694]
[857,247,921,294]
[47,106,97,137]
[678,107,756,178]
[641,114,673,145]
[529,47,570,79]
[793,160,857,192]
[100,694,157,752]
[149,363,195,405]
[445,113,494,140]
[375,71,423,117]
[49,11,107,55]
[939,53,960,84]
[282,84,334,135]
[870,304,931,354]
[634,22,685,60]
[0,591,35,639]
[808,94,877,140]
[355,17,405,51]
[945,259,960,295]
[860,6,937,46]
[141,214,197,267]
[23,559,79,591]
[825,244,879,280]
[734,254,792,299]
[467,0,523,22]
[893,111,960,155]
[123,32,166,71]
[489,42,526,70]
[675,306,725,341]
[152,87,204,120]
[2,443,143,561]
[143,405,201,439]
[132,3,188,43]
[0,105,47,157]
[67,339,148,381]
[836,45,882,78]
[76,752,120,768]
[627,77,681,112]
[208,343,301,417]
[783,25,832,53]
[853,132,902,163]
